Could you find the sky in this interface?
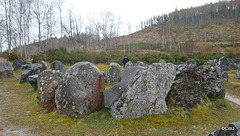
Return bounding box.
[64,0,222,32]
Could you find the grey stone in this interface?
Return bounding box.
[184,59,197,65]
[166,63,201,109]
[28,75,38,90]
[12,59,27,71]
[218,56,240,71]
[235,69,240,79]
[0,62,13,78]
[20,63,47,83]
[50,60,67,74]
[38,70,63,112]
[125,61,133,69]
[38,60,48,69]
[106,62,121,83]
[55,62,105,118]
[198,59,225,98]
[133,61,149,67]
[104,63,177,120]
[159,59,166,63]
[206,121,240,136]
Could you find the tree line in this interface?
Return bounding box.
[0,0,129,58]
[140,0,240,30]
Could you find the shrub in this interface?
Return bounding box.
[8,52,19,61]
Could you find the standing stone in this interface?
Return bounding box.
[133,61,149,67]
[235,68,240,79]
[50,60,67,74]
[104,62,177,120]
[125,61,133,69]
[28,75,38,90]
[20,63,47,83]
[38,70,63,112]
[218,56,240,71]
[12,59,27,71]
[55,62,105,118]
[38,60,48,70]
[106,62,121,83]
[0,62,13,78]
[198,60,225,98]
[166,63,201,109]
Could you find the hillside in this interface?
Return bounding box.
[8,0,240,58]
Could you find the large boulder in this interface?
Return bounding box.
[198,60,225,98]
[106,62,121,83]
[218,56,240,71]
[20,63,47,83]
[55,62,105,118]
[0,62,13,78]
[125,61,133,69]
[50,60,67,74]
[166,63,201,109]
[104,62,177,120]
[133,61,149,67]
[28,75,38,90]
[12,59,27,71]
[38,70,63,112]
[206,121,240,136]
[235,68,240,79]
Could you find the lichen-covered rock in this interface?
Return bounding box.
[50,60,67,74]
[12,59,27,71]
[106,62,121,83]
[198,60,225,98]
[166,63,201,109]
[28,75,38,90]
[55,62,105,118]
[125,61,133,69]
[133,61,149,67]
[235,69,240,79]
[206,121,240,136]
[20,63,47,83]
[0,62,13,78]
[38,70,63,112]
[104,63,177,120]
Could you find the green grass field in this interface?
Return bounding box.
[0,66,239,136]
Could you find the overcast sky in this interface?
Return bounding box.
[63,0,221,31]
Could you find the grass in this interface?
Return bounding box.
[225,70,240,97]
[0,65,240,136]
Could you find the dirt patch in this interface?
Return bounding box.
[225,92,240,106]
[0,92,37,136]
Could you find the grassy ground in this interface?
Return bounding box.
[0,66,240,136]
[225,70,240,97]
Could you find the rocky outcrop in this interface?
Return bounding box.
[125,61,133,69]
[236,69,240,79]
[166,63,201,109]
[50,60,67,74]
[55,62,105,118]
[206,121,240,136]
[106,62,121,83]
[38,70,63,112]
[12,59,27,71]
[28,75,38,90]
[133,61,149,67]
[20,63,47,83]
[198,60,225,98]
[218,56,240,71]
[104,62,177,120]
[0,62,13,78]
